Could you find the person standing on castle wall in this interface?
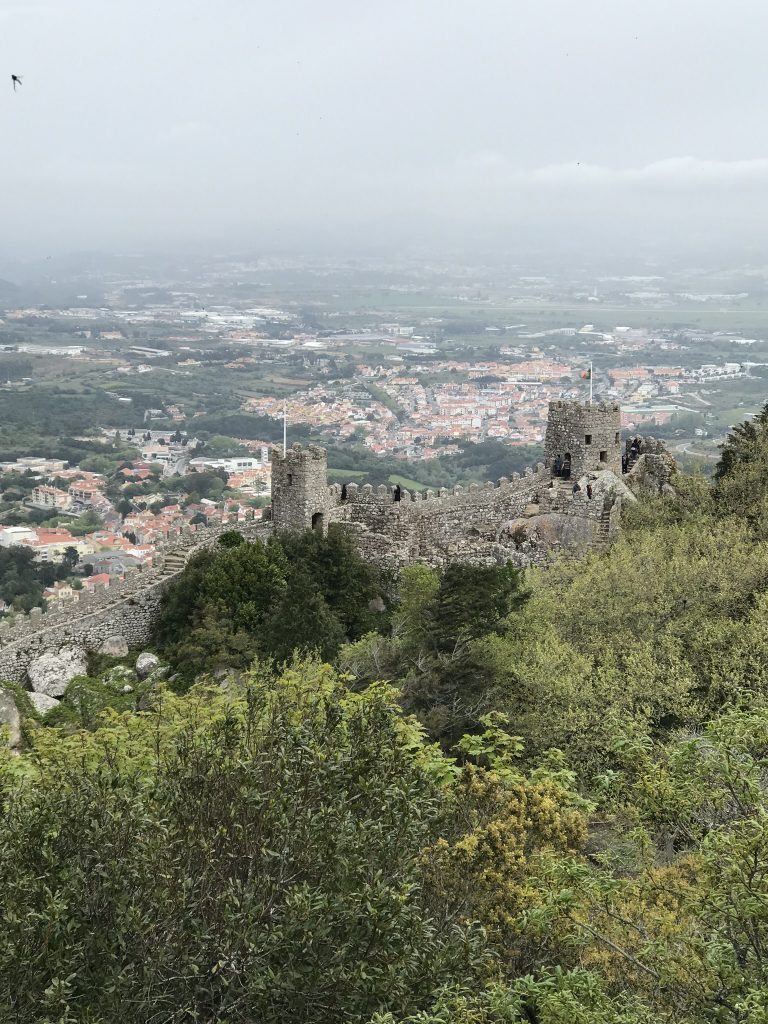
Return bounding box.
[622,454,628,474]
[586,482,593,499]
[572,481,581,495]
[393,485,402,503]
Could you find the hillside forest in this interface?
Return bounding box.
[4,410,768,1021]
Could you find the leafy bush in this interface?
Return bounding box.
[155,526,386,680]
[0,663,532,1023]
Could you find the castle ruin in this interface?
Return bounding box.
[0,401,674,684]
[0,518,269,684]
[267,401,674,570]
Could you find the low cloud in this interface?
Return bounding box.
[162,121,208,144]
[457,155,768,192]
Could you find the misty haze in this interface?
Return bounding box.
[2,0,768,256]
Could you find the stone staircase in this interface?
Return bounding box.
[598,506,612,538]
[552,476,614,547]
[553,477,577,494]
[161,551,188,577]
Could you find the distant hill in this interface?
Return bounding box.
[0,278,20,304]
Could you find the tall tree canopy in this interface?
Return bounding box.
[155,527,386,679]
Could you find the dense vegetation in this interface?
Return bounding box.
[7,409,768,1020]
[155,528,385,679]
[0,391,141,448]
[0,665,588,1023]
[0,545,78,613]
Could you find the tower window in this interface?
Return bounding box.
[599,450,608,463]
[615,432,620,444]
[585,434,592,445]
[287,473,293,485]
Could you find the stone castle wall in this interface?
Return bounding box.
[268,452,621,570]
[0,520,270,683]
[267,402,667,571]
[326,465,555,567]
[0,402,672,682]
[333,467,616,568]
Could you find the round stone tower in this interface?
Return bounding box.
[544,400,622,479]
[271,443,329,534]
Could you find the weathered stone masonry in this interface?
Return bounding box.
[0,520,270,683]
[544,400,622,478]
[271,444,330,533]
[268,402,653,571]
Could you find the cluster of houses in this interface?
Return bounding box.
[245,357,578,455]
[0,442,269,614]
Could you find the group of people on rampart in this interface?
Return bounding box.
[570,480,594,500]
[622,436,643,475]
[551,455,571,479]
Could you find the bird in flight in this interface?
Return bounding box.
[11,75,22,91]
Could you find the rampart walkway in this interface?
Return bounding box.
[0,520,269,684]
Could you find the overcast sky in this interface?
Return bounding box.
[2,0,768,258]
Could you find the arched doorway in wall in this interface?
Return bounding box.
[562,453,572,479]
[311,512,324,532]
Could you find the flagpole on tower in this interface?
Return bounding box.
[283,401,287,455]
[589,361,593,404]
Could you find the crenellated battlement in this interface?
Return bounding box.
[276,443,328,464]
[0,518,235,645]
[265,402,671,569]
[549,399,621,413]
[327,463,551,510]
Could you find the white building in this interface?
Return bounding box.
[188,454,269,474]
[30,485,70,510]
[0,526,36,547]
[0,457,68,475]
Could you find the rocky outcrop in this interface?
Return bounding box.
[135,652,160,680]
[0,686,21,748]
[626,451,677,497]
[27,647,88,697]
[104,665,137,686]
[99,635,129,657]
[27,692,59,716]
[580,468,637,504]
[498,511,600,557]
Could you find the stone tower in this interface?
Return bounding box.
[544,400,622,479]
[271,443,329,533]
